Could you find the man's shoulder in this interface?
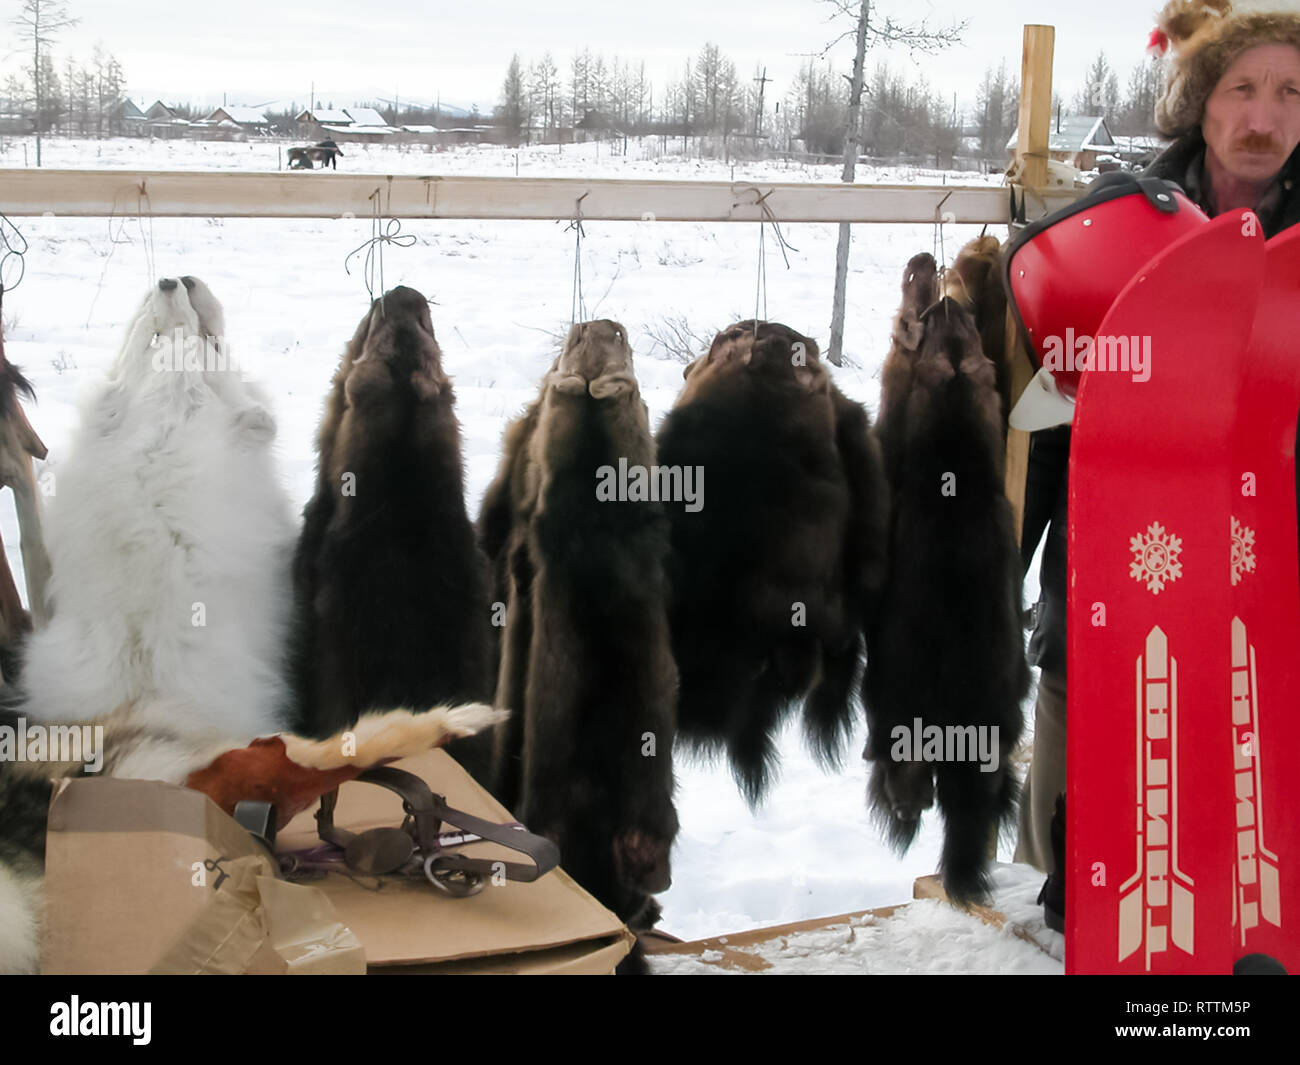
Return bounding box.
[1141,130,1203,184]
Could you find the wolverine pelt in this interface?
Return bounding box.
[655,320,889,806]
[478,319,678,929]
[866,252,1029,905]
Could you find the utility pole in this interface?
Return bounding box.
[753,66,772,137]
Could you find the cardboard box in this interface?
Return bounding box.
[274,748,633,974]
[42,748,632,974]
[42,776,365,974]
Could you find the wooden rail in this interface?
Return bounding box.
[0,169,1077,223]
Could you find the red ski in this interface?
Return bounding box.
[1067,212,1267,974]
[1226,222,1300,971]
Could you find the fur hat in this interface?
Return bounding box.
[1151,1,1300,137]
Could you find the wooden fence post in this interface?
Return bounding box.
[1005,25,1056,546]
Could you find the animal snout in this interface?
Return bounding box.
[158,278,178,292]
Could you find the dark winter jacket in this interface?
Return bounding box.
[1022,129,1300,678]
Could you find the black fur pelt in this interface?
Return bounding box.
[865,253,1029,905]
[655,321,889,805]
[478,319,678,929]
[290,286,494,748]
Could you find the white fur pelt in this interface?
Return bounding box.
[0,863,41,975]
[16,278,297,745]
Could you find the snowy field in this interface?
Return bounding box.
[0,136,1048,969]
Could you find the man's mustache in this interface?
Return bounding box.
[1234,132,1283,154]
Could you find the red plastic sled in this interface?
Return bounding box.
[1226,222,1300,971]
[1067,212,1267,974]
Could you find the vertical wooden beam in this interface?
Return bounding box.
[1016,25,1056,194]
[1006,25,1056,545]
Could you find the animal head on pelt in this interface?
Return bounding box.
[550,318,634,394]
[111,276,225,388]
[536,319,650,463]
[677,319,829,409]
[321,285,452,474]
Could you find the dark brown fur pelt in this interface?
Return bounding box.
[942,234,1010,425]
[865,253,1029,905]
[290,286,494,742]
[655,321,889,805]
[478,320,678,928]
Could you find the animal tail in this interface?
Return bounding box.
[726,682,793,808]
[934,760,1020,906]
[866,757,932,854]
[802,633,864,771]
[280,702,507,770]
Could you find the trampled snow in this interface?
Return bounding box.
[0,135,1049,971]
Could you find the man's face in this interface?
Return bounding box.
[1203,43,1300,183]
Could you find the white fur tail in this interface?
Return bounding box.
[280,703,507,771]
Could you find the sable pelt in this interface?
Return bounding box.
[291,286,494,743]
[656,321,888,805]
[865,253,1029,905]
[941,234,1011,423]
[478,320,678,929]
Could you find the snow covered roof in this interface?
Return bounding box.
[297,108,351,124]
[1005,115,1115,154]
[321,123,395,136]
[401,124,439,134]
[209,106,270,125]
[343,107,387,127]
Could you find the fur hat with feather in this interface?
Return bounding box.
[1151,0,1300,137]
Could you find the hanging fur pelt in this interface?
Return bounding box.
[865,252,1029,905]
[290,286,495,752]
[656,320,889,805]
[478,319,678,930]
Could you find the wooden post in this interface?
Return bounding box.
[1005,25,1056,545]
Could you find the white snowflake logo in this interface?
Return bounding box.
[1130,522,1183,594]
[1231,517,1256,586]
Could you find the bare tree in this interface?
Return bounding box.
[11,0,80,166]
[817,0,964,365]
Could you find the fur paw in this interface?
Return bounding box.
[549,372,588,396]
[613,829,672,894]
[589,371,637,399]
[233,404,276,443]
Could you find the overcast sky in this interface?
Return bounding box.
[3,1,1165,114]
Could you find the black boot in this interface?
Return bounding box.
[1036,793,1066,933]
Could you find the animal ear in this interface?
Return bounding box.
[412,364,449,402]
[343,359,387,406]
[13,409,47,461]
[794,360,829,392]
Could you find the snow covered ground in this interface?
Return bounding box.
[649,864,1062,974]
[0,136,1046,962]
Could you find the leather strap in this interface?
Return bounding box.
[310,767,560,889]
